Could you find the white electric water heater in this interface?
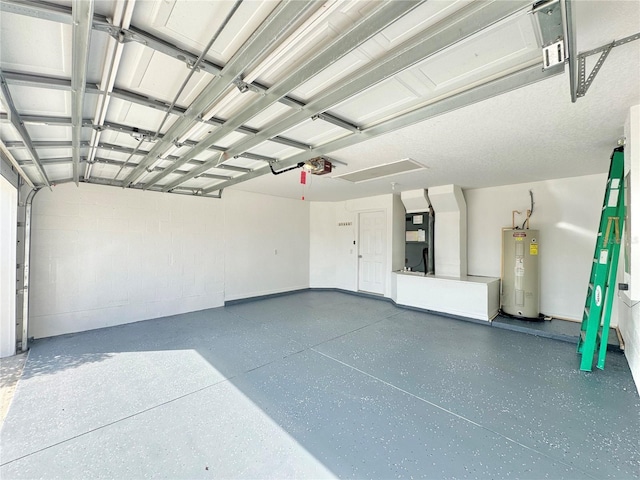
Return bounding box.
[501,229,540,318]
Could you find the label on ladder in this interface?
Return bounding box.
[608,189,619,207]
[595,285,602,307]
[599,250,609,264]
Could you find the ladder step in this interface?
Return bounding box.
[580,330,602,343]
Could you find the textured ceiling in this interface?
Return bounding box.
[0,0,638,201]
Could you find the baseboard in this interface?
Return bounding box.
[224,288,310,306]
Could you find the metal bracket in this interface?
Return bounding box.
[100,25,138,45]
[185,59,201,73]
[233,77,250,93]
[576,32,640,98]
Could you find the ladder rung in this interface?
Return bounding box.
[584,307,590,316]
[580,330,602,343]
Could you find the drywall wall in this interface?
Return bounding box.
[428,184,467,277]
[29,183,226,338]
[309,194,405,297]
[309,202,338,288]
[223,189,310,301]
[465,173,607,321]
[618,104,640,393]
[0,175,17,357]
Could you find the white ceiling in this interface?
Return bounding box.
[1,0,638,202]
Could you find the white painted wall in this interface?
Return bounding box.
[0,175,17,357]
[309,194,404,297]
[223,189,309,301]
[30,183,225,338]
[465,174,607,321]
[29,184,311,338]
[309,202,338,288]
[618,104,640,393]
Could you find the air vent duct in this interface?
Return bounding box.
[334,158,424,183]
[401,189,431,213]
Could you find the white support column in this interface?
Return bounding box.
[428,184,467,278]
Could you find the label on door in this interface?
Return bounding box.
[530,244,538,255]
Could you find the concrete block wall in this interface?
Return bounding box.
[30,184,225,338]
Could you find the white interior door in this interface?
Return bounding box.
[358,211,386,295]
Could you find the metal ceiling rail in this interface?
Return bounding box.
[28,157,75,165]
[0,0,223,75]
[84,175,223,198]
[0,71,312,155]
[0,140,35,188]
[0,71,310,151]
[0,75,51,188]
[6,137,266,169]
[71,0,94,184]
[23,156,239,184]
[115,0,242,184]
[122,0,323,188]
[0,0,341,143]
[561,0,578,102]
[89,158,233,181]
[190,0,534,193]
[3,140,89,149]
[18,155,235,180]
[203,62,564,194]
[0,133,250,172]
[0,0,300,103]
[575,32,640,98]
[0,0,400,154]
[85,0,136,180]
[149,0,423,192]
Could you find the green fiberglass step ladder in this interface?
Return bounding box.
[578,146,625,371]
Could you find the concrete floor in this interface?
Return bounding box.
[1,291,638,479]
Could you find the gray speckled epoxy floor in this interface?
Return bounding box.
[1,291,638,479]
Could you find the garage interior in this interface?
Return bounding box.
[0,0,639,478]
